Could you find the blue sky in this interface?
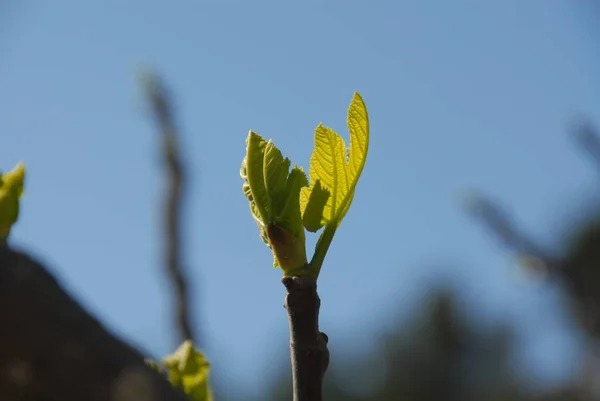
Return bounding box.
[2,1,599,398]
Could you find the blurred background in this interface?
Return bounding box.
[2,1,600,400]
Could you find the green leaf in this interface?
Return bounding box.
[0,162,26,241]
[264,141,290,221]
[279,167,309,238]
[241,131,269,234]
[241,93,368,279]
[301,93,369,277]
[300,179,330,233]
[241,131,309,274]
[163,340,212,401]
[301,92,369,231]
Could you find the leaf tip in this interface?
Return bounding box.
[1,162,26,195]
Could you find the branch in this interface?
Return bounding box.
[144,73,197,345]
[0,244,190,401]
[464,192,558,275]
[573,120,600,172]
[465,192,600,337]
[282,276,329,401]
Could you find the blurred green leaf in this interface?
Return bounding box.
[162,340,212,401]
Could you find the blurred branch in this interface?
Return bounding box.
[143,72,197,345]
[573,120,600,172]
[464,190,600,338]
[0,244,190,401]
[464,192,558,276]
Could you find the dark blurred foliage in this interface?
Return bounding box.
[212,122,600,401]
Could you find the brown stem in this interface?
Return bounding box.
[282,276,329,401]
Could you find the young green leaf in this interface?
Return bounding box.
[0,162,26,241]
[300,93,370,277]
[241,131,310,275]
[279,167,309,239]
[300,179,330,233]
[163,340,212,401]
[241,131,269,237]
[264,141,290,221]
[241,93,369,279]
[301,92,369,230]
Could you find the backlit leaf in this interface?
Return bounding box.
[301,92,369,231]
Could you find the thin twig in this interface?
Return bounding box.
[282,276,329,401]
[145,73,197,345]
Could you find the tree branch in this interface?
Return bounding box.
[0,244,190,401]
[573,120,600,172]
[282,276,329,401]
[465,192,559,275]
[145,74,197,345]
